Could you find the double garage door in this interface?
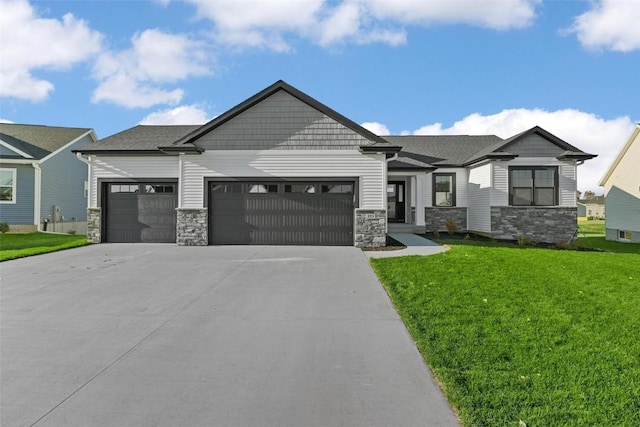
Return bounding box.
[103,181,355,245]
[209,181,354,245]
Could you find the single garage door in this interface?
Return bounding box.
[209,181,354,245]
[105,183,177,243]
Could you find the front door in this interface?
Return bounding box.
[387,181,405,223]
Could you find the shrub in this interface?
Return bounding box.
[464,234,471,240]
[433,230,440,238]
[0,222,9,233]
[517,236,536,246]
[444,220,457,235]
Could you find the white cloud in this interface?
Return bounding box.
[92,29,212,108]
[569,0,640,52]
[0,0,103,102]
[408,108,635,194]
[361,121,391,136]
[178,0,540,50]
[0,118,15,124]
[139,105,211,125]
[366,0,540,30]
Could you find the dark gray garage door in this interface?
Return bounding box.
[105,183,177,243]
[209,182,354,245]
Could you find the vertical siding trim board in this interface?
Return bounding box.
[491,206,577,243]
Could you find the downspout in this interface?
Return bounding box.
[32,162,41,231]
[76,153,92,208]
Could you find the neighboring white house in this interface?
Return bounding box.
[75,81,596,246]
[599,124,640,243]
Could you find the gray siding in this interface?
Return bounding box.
[0,164,35,224]
[196,91,371,150]
[40,134,91,222]
[0,145,21,157]
[507,134,565,157]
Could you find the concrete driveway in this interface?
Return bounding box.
[1,245,458,426]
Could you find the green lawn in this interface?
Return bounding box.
[371,246,640,426]
[0,232,90,261]
[575,219,640,255]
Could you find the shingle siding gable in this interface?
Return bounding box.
[194,91,372,150]
[505,133,566,157]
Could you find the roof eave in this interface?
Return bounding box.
[360,145,402,159]
[463,153,518,166]
[158,145,204,155]
[556,152,597,161]
[71,149,168,156]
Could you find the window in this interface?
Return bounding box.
[145,184,174,194]
[211,183,242,193]
[619,230,632,240]
[0,168,16,203]
[432,173,455,206]
[110,184,139,193]
[321,184,353,194]
[509,167,558,206]
[285,184,316,193]
[248,184,278,193]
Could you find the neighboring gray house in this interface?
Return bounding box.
[599,124,640,243]
[75,80,596,246]
[0,124,97,232]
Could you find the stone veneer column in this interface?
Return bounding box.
[354,209,387,248]
[491,206,577,243]
[176,208,208,246]
[86,207,101,243]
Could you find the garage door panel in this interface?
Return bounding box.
[210,181,354,245]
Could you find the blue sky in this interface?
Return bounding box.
[1,0,639,193]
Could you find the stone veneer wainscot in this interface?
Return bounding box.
[176,208,208,246]
[355,209,386,247]
[491,206,577,243]
[424,207,467,233]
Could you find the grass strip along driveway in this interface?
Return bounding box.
[0,232,89,261]
[371,245,640,426]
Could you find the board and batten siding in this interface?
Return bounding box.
[89,156,179,207]
[180,150,385,209]
[491,158,577,207]
[467,163,492,233]
[195,91,372,151]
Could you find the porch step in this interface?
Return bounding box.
[387,223,425,234]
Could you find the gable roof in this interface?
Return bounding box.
[169,80,397,154]
[0,123,94,160]
[386,126,596,169]
[599,123,640,186]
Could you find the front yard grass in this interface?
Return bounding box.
[0,232,89,261]
[371,246,640,426]
[575,218,640,255]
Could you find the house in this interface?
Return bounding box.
[577,196,605,219]
[599,124,640,243]
[75,80,595,246]
[0,124,97,233]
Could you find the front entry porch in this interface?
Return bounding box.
[386,172,427,232]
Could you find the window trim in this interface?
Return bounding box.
[509,166,559,206]
[0,168,17,204]
[432,173,456,207]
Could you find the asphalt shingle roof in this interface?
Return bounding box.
[383,135,504,167]
[78,125,201,152]
[0,124,92,159]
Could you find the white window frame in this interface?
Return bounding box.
[0,168,17,204]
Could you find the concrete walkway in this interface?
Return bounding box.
[364,233,448,258]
